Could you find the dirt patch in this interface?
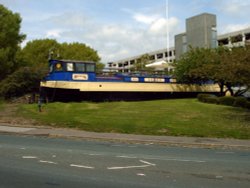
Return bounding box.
[0,102,41,127]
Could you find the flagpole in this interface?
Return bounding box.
[166,0,170,64]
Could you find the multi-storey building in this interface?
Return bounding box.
[108,13,250,72]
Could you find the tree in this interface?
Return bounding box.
[20,39,104,72]
[59,42,103,72]
[131,54,153,72]
[174,46,250,96]
[0,5,25,80]
[20,39,60,68]
[0,66,47,99]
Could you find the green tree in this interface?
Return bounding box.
[0,66,47,99]
[20,39,60,67]
[0,5,25,80]
[174,46,250,96]
[131,53,153,72]
[60,42,104,72]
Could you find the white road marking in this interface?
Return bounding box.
[143,157,206,163]
[140,160,156,166]
[22,156,37,159]
[116,155,137,159]
[52,155,56,158]
[89,153,102,156]
[145,143,154,146]
[39,160,57,164]
[107,165,150,170]
[107,160,156,170]
[20,147,26,150]
[70,164,94,169]
[137,173,146,176]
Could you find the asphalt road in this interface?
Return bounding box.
[0,134,249,188]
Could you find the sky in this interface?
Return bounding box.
[1,0,250,63]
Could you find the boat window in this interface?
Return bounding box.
[75,63,86,72]
[86,63,95,72]
[67,63,74,71]
[49,64,53,73]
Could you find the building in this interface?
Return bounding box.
[109,13,250,72]
[108,47,176,72]
[175,13,217,60]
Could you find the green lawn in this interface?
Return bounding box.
[15,99,250,139]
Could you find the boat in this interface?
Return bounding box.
[40,59,220,101]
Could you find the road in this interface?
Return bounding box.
[0,134,249,188]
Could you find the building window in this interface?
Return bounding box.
[231,34,243,43]
[157,53,163,59]
[218,38,229,46]
[245,33,250,41]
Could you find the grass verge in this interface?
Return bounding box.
[14,99,250,139]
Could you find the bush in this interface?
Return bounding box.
[233,97,248,108]
[0,66,47,99]
[205,97,219,104]
[197,94,215,102]
[218,96,235,106]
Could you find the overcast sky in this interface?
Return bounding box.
[1,0,250,63]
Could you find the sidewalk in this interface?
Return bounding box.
[0,123,250,150]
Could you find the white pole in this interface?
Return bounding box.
[166,0,170,63]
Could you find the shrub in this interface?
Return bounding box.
[233,97,248,108]
[197,94,214,102]
[0,66,47,99]
[218,96,235,106]
[205,97,219,104]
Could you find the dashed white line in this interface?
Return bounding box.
[22,156,37,159]
[116,155,137,159]
[137,173,146,176]
[39,160,57,164]
[107,165,150,170]
[89,153,102,156]
[70,164,94,169]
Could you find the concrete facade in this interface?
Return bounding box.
[175,13,217,60]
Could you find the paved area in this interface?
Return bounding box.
[0,123,250,150]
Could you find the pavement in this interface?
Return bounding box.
[0,123,250,150]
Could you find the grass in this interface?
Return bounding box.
[15,99,250,139]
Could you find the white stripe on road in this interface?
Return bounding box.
[116,155,137,159]
[107,160,155,170]
[70,164,94,169]
[140,160,156,166]
[39,160,57,164]
[107,165,151,170]
[22,156,37,159]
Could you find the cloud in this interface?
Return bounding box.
[149,17,179,35]
[45,29,62,38]
[133,13,159,24]
[214,0,250,17]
